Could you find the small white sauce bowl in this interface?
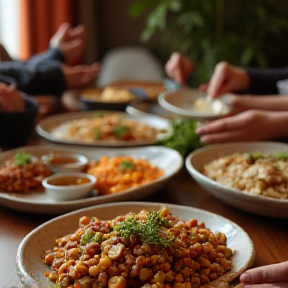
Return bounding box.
[41,152,89,173]
[42,172,97,201]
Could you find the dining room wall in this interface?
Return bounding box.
[76,0,162,65]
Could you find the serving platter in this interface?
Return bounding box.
[16,202,255,288]
[36,111,172,147]
[186,141,288,218]
[0,145,182,214]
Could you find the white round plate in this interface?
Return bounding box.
[186,141,288,218]
[17,202,255,288]
[0,145,182,214]
[36,111,172,147]
[158,88,231,121]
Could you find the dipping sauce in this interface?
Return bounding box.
[49,157,79,165]
[47,176,91,186]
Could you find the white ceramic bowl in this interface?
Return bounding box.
[41,152,89,173]
[158,88,231,121]
[42,172,97,201]
[185,141,288,218]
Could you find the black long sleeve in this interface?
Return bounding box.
[245,67,288,95]
[0,47,67,95]
[0,60,66,95]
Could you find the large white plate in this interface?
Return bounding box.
[17,202,255,288]
[36,111,172,147]
[0,145,182,214]
[186,141,288,218]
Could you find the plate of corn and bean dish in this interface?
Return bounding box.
[0,145,182,214]
[17,202,255,288]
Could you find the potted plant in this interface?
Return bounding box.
[129,0,288,86]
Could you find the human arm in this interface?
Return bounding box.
[195,109,288,144]
[0,61,100,95]
[202,62,288,99]
[240,261,288,287]
[165,52,194,85]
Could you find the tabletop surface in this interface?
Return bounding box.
[1,97,288,288]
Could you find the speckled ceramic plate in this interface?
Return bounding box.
[17,202,255,288]
[0,145,182,214]
[36,111,172,147]
[186,141,288,218]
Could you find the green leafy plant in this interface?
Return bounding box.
[157,119,202,158]
[129,0,288,85]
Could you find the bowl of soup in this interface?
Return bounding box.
[41,152,89,173]
[42,172,97,201]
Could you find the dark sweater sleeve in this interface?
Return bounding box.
[244,67,288,95]
[0,60,66,95]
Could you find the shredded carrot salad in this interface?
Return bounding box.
[85,156,164,195]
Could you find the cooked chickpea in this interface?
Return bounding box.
[108,276,127,288]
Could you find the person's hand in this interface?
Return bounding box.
[62,63,101,90]
[165,52,194,85]
[225,94,288,115]
[195,109,288,144]
[0,83,25,113]
[50,22,85,66]
[240,261,288,287]
[200,61,250,99]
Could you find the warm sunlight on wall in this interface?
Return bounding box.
[0,0,20,59]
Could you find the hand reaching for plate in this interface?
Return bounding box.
[240,261,288,287]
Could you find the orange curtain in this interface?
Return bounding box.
[19,0,75,60]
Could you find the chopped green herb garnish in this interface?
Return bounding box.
[80,228,95,245]
[93,127,102,140]
[113,125,131,137]
[115,211,174,248]
[80,229,103,246]
[13,152,32,167]
[120,159,134,170]
[271,151,288,160]
[244,152,263,163]
[94,112,105,118]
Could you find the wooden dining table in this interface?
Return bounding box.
[1,96,288,288]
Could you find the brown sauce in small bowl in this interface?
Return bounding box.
[47,176,90,186]
[49,158,79,165]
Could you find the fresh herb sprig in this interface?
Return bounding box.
[157,119,202,158]
[115,211,174,248]
[113,125,131,137]
[13,152,32,167]
[120,159,134,170]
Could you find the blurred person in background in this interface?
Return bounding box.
[165,53,288,144]
[0,22,100,99]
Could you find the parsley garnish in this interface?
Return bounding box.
[120,159,134,170]
[115,211,174,248]
[271,151,288,160]
[113,125,131,137]
[80,229,103,245]
[94,112,105,118]
[93,128,101,140]
[13,152,32,167]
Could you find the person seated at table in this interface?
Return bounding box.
[165,53,288,144]
[240,261,288,287]
[0,22,100,96]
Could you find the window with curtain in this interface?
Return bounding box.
[0,0,20,59]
